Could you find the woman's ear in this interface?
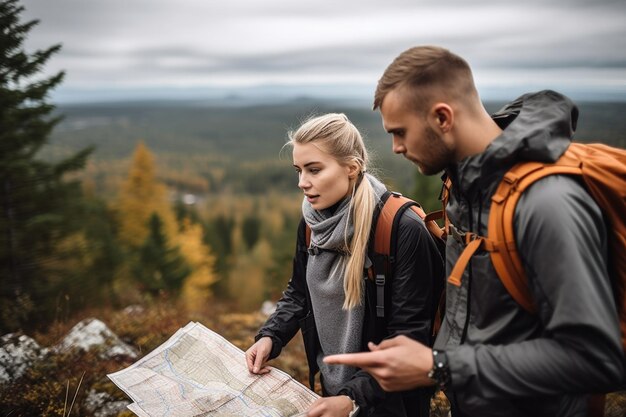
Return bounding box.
[347,161,360,179]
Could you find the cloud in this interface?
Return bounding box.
[19,0,626,101]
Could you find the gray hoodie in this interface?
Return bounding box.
[434,90,624,417]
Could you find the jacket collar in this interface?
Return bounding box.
[450,90,577,196]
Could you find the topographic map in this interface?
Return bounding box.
[108,321,319,416]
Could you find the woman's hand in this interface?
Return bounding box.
[306,395,354,417]
[245,336,273,374]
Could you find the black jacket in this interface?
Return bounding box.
[257,208,444,416]
[434,90,624,416]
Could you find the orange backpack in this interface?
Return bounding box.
[445,142,626,416]
[447,142,626,348]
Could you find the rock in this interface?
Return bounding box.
[84,388,131,417]
[122,305,144,316]
[0,333,48,384]
[261,300,276,316]
[54,318,138,359]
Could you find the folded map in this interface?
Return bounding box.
[108,321,319,416]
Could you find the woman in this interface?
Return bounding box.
[245,113,443,417]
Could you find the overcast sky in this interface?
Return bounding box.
[20,0,626,103]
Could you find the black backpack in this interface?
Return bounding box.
[303,191,446,343]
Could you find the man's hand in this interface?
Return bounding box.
[323,335,435,391]
[306,395,353,417]
[245,336,273,374]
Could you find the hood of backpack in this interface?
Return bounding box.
[452,90,578,196]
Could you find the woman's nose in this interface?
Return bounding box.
[298,174,310,190]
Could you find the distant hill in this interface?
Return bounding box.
[45,98,625,198]
[483,101,625,147]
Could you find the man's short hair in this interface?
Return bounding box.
[374,46,477,112]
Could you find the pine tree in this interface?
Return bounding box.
[133,213,190,296]
[0,0,92,331]
[241,213,261,250]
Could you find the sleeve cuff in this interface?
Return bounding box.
[445,345,477,390]
[255,332,283,359]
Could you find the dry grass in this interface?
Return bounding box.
[2,297,624,416]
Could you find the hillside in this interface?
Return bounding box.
[45,98,625,200]
[3,300,624,416]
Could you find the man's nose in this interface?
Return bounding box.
[392,137,405,154]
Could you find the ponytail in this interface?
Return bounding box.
[343,174,375,309]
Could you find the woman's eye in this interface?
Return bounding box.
[309,168,320,174]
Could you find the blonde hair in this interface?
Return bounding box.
[373,45,478,113]
[288,113,375,309]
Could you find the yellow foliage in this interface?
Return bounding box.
[229,220,245,255]
[39,232,95,285]
[260,204,284,237]
[115,141,178,248]
[176,219,218,313]
[228,259,265,312]
[228,238,274,312]
[251,239,273,266]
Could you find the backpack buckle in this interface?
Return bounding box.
[375,274,385,317]
[450,224,478,245]
[449,224,466,243]
[375,274,385,286]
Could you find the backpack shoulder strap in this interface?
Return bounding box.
[488,150,583,312]
[371,191,445,320]
[373,191,415,258]
[373,192,412,318]
[493,142,626,316]
[446,152,582,303]
[425,174,452,240]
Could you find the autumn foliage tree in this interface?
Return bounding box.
[176,218,218,312]
[116,141,177,249]
[115,141,221,302]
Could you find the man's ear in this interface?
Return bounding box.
[430,103,453,133]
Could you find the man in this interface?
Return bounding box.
[325,46,624,416]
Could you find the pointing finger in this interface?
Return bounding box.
[323,351,384,368]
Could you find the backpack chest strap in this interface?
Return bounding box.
[446,224,516,286]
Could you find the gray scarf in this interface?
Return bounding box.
[302,174,386,395]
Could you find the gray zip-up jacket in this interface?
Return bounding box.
[433,90,624,417]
